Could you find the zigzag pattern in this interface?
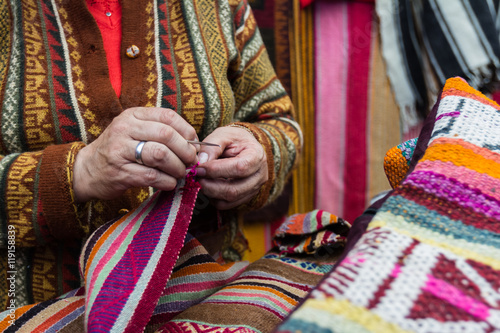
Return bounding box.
[157,0,178,110]
[42,0,81,143]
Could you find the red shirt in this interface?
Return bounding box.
[86,0,122,97]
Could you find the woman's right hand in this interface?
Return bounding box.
[72,107,199,202]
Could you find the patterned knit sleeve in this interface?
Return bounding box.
[0,143,86,248]
[227,0,302,210]
[0,144,142,248]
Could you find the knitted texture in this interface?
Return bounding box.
[275,77,500,332]
[384,138,418,188]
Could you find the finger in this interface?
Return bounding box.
[199,149,262,179]
[128,107,199,141]
[199,175,261,203]
[128,121,198,166]
[132,141,187,179]
[122,163,179,191]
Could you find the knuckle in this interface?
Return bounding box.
[150,145,167,163]
[160,109,176,124]
[143,168,160,184]
[158,126,174,142]
[224,185,240,202]
[235,158,250,174]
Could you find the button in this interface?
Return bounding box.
[126,45,140,59]
[106,11,112,16]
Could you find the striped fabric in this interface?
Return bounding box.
[314,0,404,223]
[81,175,200,332]
[276,77,500,332]
[0,173,201,333]
[0,176,350,332]
[273,210,350,255]
[160,251,335,333]
[377,0,500,125]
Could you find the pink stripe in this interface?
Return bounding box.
[405,170,500,219]
[424,275,490,320]
[416,160,500,201]
[87,199,156,297]
[342,2,373,223]
[215,291,291,312]
[315,0,348,215]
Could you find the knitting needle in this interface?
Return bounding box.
[187,140,221,147]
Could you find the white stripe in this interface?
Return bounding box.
[235,6,251,36]
[429,0,476,85]
[437,0,492,73]
[218,0,238,61]
[51,0,87,143]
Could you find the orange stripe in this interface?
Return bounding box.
[421,139,500,179]
[84,213,129,279]
[0,303,37,331]
[442,77,500,109]
[223,285,297,305]
[171,262,236,278]
[31,298,84,332]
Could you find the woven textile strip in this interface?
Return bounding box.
[276,77,500,332]
[81,174,200,332]
[314,0,402,223]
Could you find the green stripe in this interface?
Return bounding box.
[218,0,238,62]
[237,80,286,120]
[158,286,222,303]
[181,0,221,138]
[2,0,26,153]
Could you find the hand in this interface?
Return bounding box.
[196,126,268,210]
[73,107,199,202]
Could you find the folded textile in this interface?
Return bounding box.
[275,77,500,332]
[273,210,351,255]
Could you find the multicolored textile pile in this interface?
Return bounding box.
[0,183,345,332]
[276,77,500,332]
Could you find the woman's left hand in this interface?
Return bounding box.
[195,126,268,210]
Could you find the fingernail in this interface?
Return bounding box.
[196,167,206,177]
[199,152,208,164]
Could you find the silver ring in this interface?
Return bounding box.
[135,141,147,165]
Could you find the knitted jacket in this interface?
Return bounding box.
[0,0,301,309]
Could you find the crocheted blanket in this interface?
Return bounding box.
[276,77,500,332]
